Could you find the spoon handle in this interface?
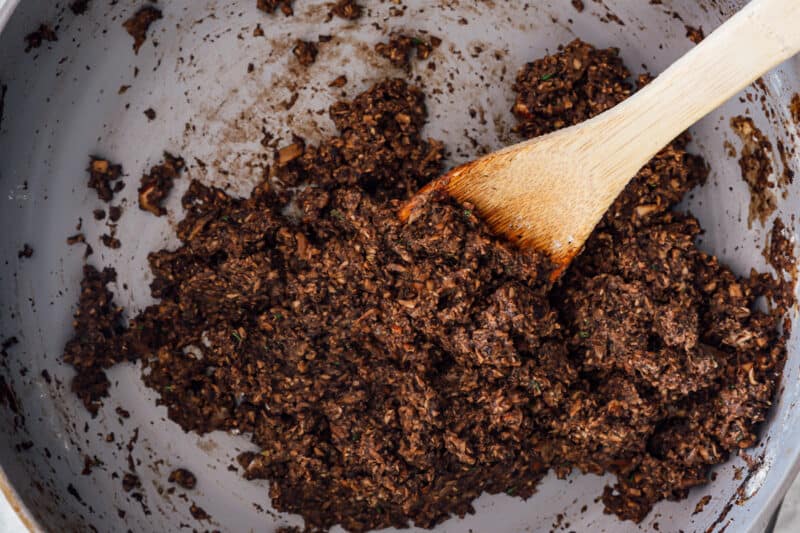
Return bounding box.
[588,0,800,188]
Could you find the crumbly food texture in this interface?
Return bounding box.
[63,40,786,531]
[87,157,124,203]
[138,153,186,217]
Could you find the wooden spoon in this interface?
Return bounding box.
[399,0,800,278]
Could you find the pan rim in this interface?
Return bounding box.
[0,2,41,532]
[0,1,797,531]
[0,0,19,36]
[0,459,38,532]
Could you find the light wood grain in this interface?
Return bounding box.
[400,0,800,276]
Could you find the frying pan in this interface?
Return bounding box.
[0,0,798,531]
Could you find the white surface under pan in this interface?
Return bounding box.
[0,0,799,531]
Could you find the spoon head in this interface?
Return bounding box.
[398,146,590,281]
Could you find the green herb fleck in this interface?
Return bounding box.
[412,37,424,46]
[463,209,472,218]
[650,263,661,271]
[578,331,590,339]
[540,72,555,81]
[506,486,516,495]
[231,330,243,344]
[529,380,542,394]
[221,215,230,222]
[273,312,283,320]
[165,384,175,392]
[330,209,344,220]
[351,432,361,442]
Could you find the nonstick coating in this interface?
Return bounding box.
[1,1,799,531]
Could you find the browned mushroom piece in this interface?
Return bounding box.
[100,234,121,249]
[87,157,124,202]
[122,6,163,54]
[330,0,363,20]
[328,75,348,88]
[257,0,293,16]
[276,142,304,166]
[375,33,434,69]
[168,468,197,490]
[292,40,318,66]
[138,153,185,216]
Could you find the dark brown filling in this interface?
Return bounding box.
[62,40,786,532]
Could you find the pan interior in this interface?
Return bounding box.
[0,1,798,531]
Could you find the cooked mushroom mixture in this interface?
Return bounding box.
[330,0,363,20]
[63,40,786,531]
[292,39,319,67]
[168,468,197,490]
[87,157,124,203]
[257,0,294,17]
[137,152,185,217]
[730,115,777,227]
[375,33,438,69]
